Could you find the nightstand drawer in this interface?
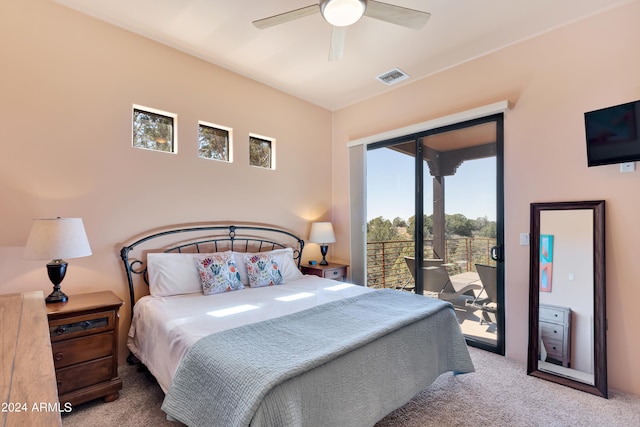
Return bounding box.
[301,263,349,282]
[539,306,566,324]
[55,356,113,395]
[324,267,346,280]
[49,310,115,342]
[543,338,565,360]
[540,322,565,341]
[52,332,114,369]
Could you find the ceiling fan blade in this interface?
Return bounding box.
[364,0,431,30]
[328,26,347,61]
[253,4,319,29]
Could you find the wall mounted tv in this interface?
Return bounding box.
[584,100,640,167]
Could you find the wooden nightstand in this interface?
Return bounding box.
[46,291,123,407]
[301,262,349,281]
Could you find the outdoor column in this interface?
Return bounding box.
[432,175,445,259]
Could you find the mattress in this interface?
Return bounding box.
[127,275,374,392]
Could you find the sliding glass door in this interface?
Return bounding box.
[365,139,418,290]
[364,115,504,354]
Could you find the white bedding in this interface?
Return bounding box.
[127,275,374,392]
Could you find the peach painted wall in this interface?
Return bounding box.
[0,0,332,362]
[332,2,640,395]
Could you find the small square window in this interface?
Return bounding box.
[132,106,176,153]
[249,135,275,169]
[198,122,232,162]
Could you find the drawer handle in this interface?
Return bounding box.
[55,327,67,335]
[81,321,91,329]
[56,380,62,387]
[332,271,338,275]
[54,352,64,361]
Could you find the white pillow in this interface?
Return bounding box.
[271,247,304,282]
[147,252,212,297]
[232,247,303,285]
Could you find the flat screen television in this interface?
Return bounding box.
[584,100,640,166]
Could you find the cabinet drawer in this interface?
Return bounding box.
[52,332,113,369]
[543,338,565,360]
[323,267,346,280]
[55,356,113,395]
[540,322,565,341]
[49,311,115,342]
[539,306,566,324]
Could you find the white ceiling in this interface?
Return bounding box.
[53,0,631,111]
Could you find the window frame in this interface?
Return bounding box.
[198,121,233,163]
[132,105,177,154]
[249,134,276,170]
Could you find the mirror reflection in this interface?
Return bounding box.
[538,209,594,384]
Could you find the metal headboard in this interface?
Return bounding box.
[120,224,305,318]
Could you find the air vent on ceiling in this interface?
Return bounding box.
[376,68,410,85]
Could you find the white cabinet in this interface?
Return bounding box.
[540,304,572,367]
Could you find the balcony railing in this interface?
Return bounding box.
[366,237,496,289]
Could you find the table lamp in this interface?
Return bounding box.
[24,217,92,303]
[309,222,336,266]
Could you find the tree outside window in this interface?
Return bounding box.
[249,135,274,169]
[199,122,231,162]
[132,106,176,153]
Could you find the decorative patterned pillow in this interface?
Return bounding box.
[243,253,284,287]
[233,247,302,285]
[194,252,244,295]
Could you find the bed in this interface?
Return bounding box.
[120,224,474,427]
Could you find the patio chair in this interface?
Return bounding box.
[396,257,444,292]
[467,263,497,324]
[399,257,481,308]
[422,265,481,308]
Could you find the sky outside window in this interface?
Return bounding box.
[367,148,496,222]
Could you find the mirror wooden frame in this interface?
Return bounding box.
[527,200,607,398]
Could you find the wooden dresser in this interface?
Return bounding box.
[539,303,572,368]
[46,291,123,407]
[1,291,62,427]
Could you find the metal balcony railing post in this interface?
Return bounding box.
[380,241,386,288]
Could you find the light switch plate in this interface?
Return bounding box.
[520,233,529,246]
[620,162,635,173]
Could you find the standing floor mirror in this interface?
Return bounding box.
[527,200,607,397]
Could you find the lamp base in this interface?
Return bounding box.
[45,260,69,304]
[320,245,329,265]
[45,288,68,304]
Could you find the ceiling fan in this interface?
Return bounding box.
[253,0,431,61]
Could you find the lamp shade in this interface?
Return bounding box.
[309,222,336,244]
[320,0,366,27]
[24,218,92,260]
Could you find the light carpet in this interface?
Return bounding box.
[62,347,640,426]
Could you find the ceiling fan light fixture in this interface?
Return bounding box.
[320,0,366,27]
